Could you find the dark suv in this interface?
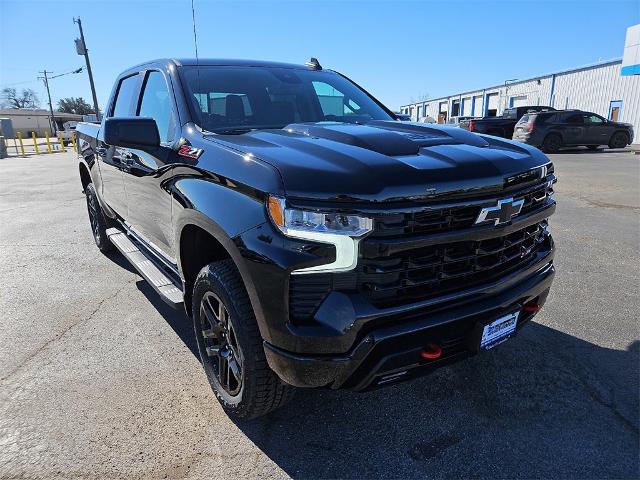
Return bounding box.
[513,110,634,153]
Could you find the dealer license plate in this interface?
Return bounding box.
[480,311,519,350]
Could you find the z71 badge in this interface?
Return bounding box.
[178,145,204,159]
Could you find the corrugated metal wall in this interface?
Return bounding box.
[401,60,640,142]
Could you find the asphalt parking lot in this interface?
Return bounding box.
[1,148,638,479]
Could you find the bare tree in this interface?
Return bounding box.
[409,92,430,104]
[0,87,40,109]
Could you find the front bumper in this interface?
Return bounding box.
[263,258,555,390]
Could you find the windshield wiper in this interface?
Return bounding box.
[208,124,288,135]
[212,128,254,135]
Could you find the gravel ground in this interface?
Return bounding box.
[0,148,638,479]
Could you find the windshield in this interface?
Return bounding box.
[179,66,393,133]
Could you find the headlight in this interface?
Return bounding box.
[267,196,372,274]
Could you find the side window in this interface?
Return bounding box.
[312,81,361,118]
[112,74,140,117]
[585,114,604,124]
[138,71,176,143]
[565,114,584,125]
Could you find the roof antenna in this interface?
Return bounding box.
[305,57,322,70]
[190,0,202,111]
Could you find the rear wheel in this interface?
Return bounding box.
[608,131,629,149]
[85,183,114,252]
[542,134,562,153]
[192,259,294,419]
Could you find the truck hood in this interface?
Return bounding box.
[205,120,551,202]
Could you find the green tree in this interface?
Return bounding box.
[57,97,94,115]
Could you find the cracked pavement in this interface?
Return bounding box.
[0,150,638,479]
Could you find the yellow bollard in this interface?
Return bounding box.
[57,132,66,152]
[71,131,78,152]
[32,132,40,154]
[17,132,25,156]
[45,131,53,154]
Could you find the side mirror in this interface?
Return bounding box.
[104,117,160,151]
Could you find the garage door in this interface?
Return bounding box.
[461,97,472,116]
[472,95,483,116]
[487,93,499,116]
[510,95,528,107]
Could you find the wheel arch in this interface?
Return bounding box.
[612,129,631,143]
[175,210,268,341]
[79,162,92,192]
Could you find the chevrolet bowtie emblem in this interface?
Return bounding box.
[475,197,524,226]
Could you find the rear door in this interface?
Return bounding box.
[562,113,587,145]
[121,69,179,259]
[99,73,141,217]
[584,113,612,145]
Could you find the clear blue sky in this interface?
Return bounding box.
[1,0,638,112]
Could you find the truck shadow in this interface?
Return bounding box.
[131,274,639,478]
[135,280,199,358]
[233,324,639,479]
[556,147,632,154]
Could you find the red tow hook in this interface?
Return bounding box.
[522,299,541,314]
[420,343,442,360]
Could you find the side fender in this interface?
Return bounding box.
[172,177,271,334]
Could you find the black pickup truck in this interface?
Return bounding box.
[460,106,556,139]
[76,58,556,419]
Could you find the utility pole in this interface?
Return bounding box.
[73,17,100,121]
[38,70,56,135]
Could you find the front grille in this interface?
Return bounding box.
[288,180,554,322]
[359,222,549,308]
[370,180,552,239]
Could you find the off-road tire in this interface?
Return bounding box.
[192,259,295,419]
[542,134,562,154]
[608,131,629,149]
[85,183,114,252]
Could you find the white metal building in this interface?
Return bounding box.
[400,58,640,143]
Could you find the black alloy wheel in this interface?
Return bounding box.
[199,291,243,397]
[85,183,113,252]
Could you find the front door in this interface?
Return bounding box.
[99,73,141,217]
[609,100,622,122]
[121,69,179,259]
[584,113,611,145]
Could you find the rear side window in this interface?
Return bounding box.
[138,71,176,143]
[112,74,140,117]
[538,114,556,123]
[565,114,584,125]
[518,114,530,124]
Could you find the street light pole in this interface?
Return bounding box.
[38,70,56,135]
[73,17,100,121]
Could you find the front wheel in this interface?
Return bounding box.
[192,259,294,419]
[608,131,629,149]
[85,183,114,252]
